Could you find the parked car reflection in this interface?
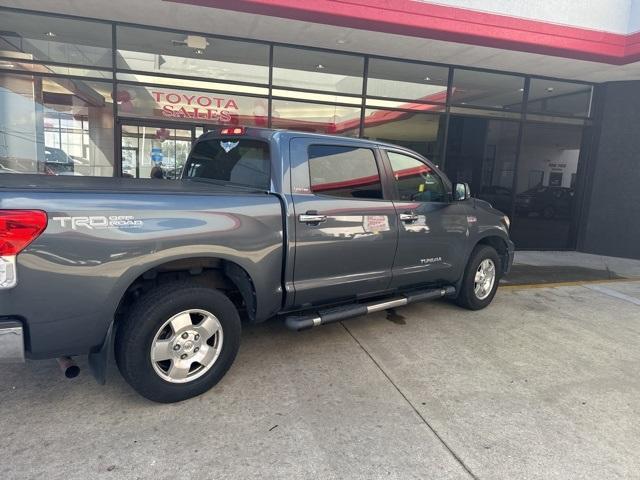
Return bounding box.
[43,147,76,175]
[515,186,574,219]
[478,185,512,214]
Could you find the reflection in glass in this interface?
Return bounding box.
[0,11,112,68]
[387,151,446,202]
[527,79,591,117]
[272,47,363,94]
[511,123,584,249]
[121,125,192,179]
[116,73,268,96]
[308,145,382,199]
[271,99,361,136]
[117,26,269,85]
[444,117,519,215]
[0,73,114,176]
[363,110,445,163]
[367,59,448,103]
[116,84,268,127]
[451,69,524,111]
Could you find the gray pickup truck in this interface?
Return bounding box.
[0,127,513,402]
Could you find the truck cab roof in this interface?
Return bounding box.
[196,126,424,158]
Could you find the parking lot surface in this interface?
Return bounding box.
[1,279,639,480]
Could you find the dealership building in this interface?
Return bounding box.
[0,0,639,258]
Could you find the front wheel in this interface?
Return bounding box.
[115,282,241,403]
[455,245,501,310]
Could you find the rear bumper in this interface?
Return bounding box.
[0,319,25,363]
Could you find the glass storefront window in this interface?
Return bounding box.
[0,61,112,79]
[272,47,364,94]
[271,88,361,105]
[444,117,520,215]
[527,79,592,117]
[0,11,112,68]
[121,125,192,179]
[511,123,584,249]
[0,73,114,176]
[116,26,269,85]
[116,84,269,127]
[271,99,361,136]
[451,69,524,111]
[367,59,448,103]
[365,97,446,111]
[362,110,445,163]
[116,73,268,96]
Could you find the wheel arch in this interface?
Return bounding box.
[89,255,257,384]
[113,255,257,323]
[474,234,511,275]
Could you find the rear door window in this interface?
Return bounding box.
[308,145,383,200]
[183,138,270,189]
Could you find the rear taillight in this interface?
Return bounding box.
[220,127,245,135]
[0,210,47,289]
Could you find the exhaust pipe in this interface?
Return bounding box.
[56,356,80,379]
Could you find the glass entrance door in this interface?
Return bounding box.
[120,123,196,179]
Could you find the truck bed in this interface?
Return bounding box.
[0,174,285,358]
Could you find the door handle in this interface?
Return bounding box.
[399,212,419,223]
[299,211,327,225]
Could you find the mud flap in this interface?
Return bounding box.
[88,322,114,385]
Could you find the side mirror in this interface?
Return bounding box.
[454,182,471,201]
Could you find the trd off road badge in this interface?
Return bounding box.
[51,215,144,230]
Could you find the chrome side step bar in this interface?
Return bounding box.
[285,286,456,331]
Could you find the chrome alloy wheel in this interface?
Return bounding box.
[474,258,496,300]
[150,309,223,384]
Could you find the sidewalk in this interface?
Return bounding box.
[503,251,640,285]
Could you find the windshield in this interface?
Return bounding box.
[182,138,271,190]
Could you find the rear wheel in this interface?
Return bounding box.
[115,281,241,403]
[455,245,501,310]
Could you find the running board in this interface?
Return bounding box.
[285,286,456,331]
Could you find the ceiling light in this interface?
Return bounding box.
[546,87,555,92]
[316,64,325,70]
[424,76,431,81]
[194,48,204,55]
[518,88,524,92]
[44,31,56,37]
[336,39,347,45]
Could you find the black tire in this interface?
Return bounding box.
[455,245,501,310]
[115,281,241,403]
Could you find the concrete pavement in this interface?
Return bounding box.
[1,280,640,479]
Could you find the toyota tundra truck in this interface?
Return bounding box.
[0,127,514,402]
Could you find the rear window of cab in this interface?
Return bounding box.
[184,138,270,190]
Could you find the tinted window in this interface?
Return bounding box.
[0,74,114,177]
[367,59,449,103]
[387,152,446,202]
[527,79,591,117]
[272,47,364,94]
[184,139,270,189]
[117,26,269,85]
[0,11,112,68]
[451,69,524,111]
[308,145,383,199]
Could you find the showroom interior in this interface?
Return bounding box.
[0,4,637,257]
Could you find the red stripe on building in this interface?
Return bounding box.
[168,0,640,64]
